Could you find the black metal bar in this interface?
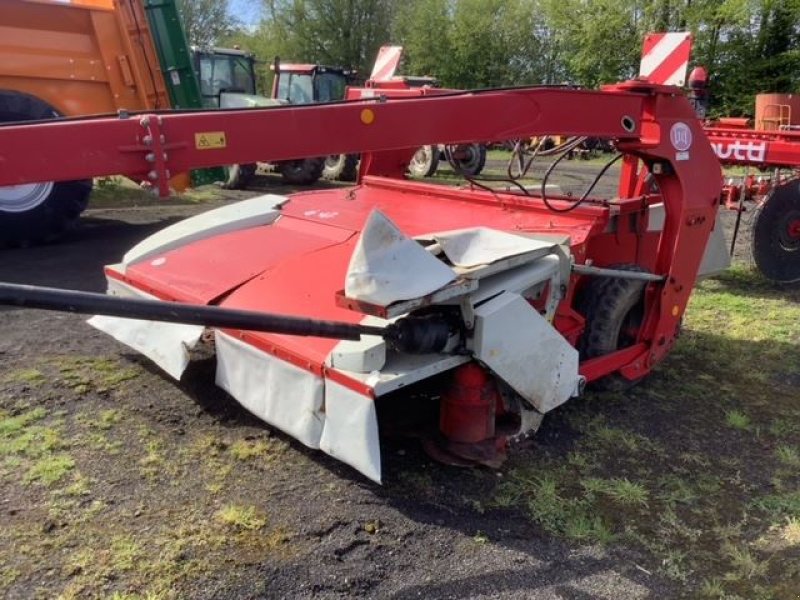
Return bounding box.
[0,282,388,341]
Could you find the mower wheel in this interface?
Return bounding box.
[221,163,257,190]
[322,154,359,182]
[278,157,325,185]
[751,180,800,284]
[579,263,649,391]
[408,145,439,178]
[0,91,92,247]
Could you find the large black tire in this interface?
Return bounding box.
[278,157,325,185]
[408,145,439,178]
[578,264,649,391]
[221,163,257,190]
[446,143,487,176]
[751,180,800,284]
[322,154,359,182]
[0,91,92,247]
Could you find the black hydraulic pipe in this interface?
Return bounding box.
[0,282,388,341]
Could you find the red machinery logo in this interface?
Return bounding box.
[711,140,767,163]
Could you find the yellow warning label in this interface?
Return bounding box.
[195,131,226,150]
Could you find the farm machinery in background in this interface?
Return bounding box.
[0,71,729,480]
[0,0,326,247]
[272,46,489,181]
[690,67,800,284]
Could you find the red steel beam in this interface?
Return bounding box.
[0,87,645,194]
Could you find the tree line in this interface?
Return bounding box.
[181,0,800,117]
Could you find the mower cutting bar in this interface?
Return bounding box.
[0,282,387,341]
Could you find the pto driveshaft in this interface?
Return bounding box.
[0,282,387,341]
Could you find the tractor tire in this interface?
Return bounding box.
[0,91,92,247]
[278,157,325,185]
[578,264,649,391]
[221,163,257,190]
[447,143,487,176]
[751,180,800,284]
[322,154,359,182]
[408,145,439,178]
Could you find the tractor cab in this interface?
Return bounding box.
[193,47,265,108]
[271,62,356,104]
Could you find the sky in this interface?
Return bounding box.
[229,0,261,27]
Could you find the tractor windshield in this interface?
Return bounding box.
[275,71,348,104]
[275,73,314,104]
[198,54,256,107]
[314,72,347,102]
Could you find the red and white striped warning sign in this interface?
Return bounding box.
[639,32,692,86]
[370,46,403,82]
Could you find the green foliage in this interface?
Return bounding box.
[177,0,237,47]
[725,410,751,430]
[209,0,800,114]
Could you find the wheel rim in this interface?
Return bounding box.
[411,147,433,168]
[325,155,342,168]
[0,182,54,213]
[782,212,800,250]
[454,145,480,172]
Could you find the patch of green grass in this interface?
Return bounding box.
[510,473,615,544]
[582,477,649,507]
[1,368,45,386]
[562,513,615,544]
[85,432,123,454]
[775,445,800,468]
[725,410,751,431]
[472,531,489,545]
[768,418,798,438]
[229,438,273,461]
[752,490,800,519]
[566,450,591,470]
[110,535,142,572]
[0,407,46,436]
[216,505,267,531]
[723,543,767,581]
[54,357,139,394]
[24,453,75,486]
[91,176,227,208]
[139,440,165,478]
[64,473,92,497]
[0,566,20,587]
[661,549,689,582]
[699,577,725,597]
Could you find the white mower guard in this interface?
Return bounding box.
[88,209,583,483]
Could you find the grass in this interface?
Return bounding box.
[1,368,45,386]
[24,454,75,486]
[90,176,225,207]
[54,356,139,395]
[216,505,267,531]
[581,477,649,507]
[725,410,751,430]
[229,438,274,461]
[775,445,800,467]
[480,262,800,596]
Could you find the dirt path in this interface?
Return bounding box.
[1,170,797,599]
